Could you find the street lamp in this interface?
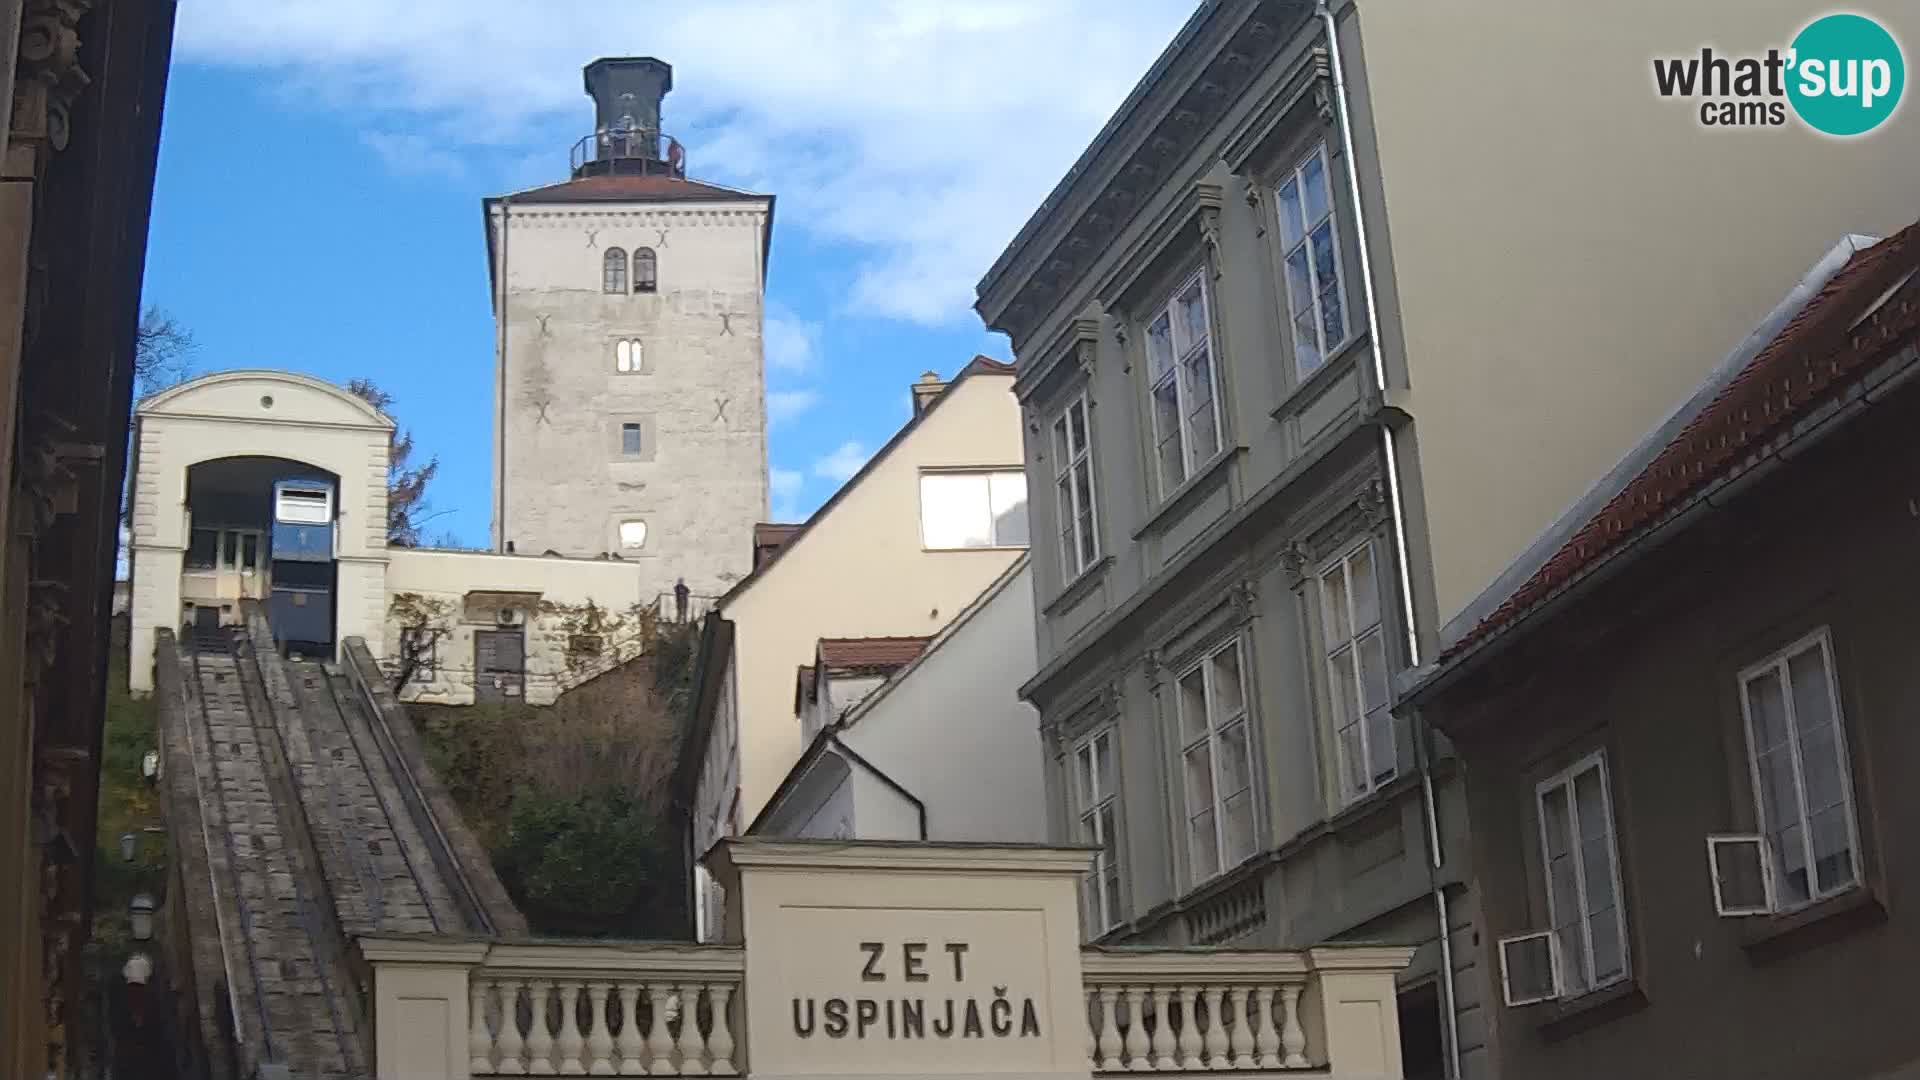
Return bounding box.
[120,832,137,862]
[121,951,152,986]
[141,748,160,785]
[129,893,155,942]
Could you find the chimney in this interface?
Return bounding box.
[578,57,675,175]
[910,371,947,417]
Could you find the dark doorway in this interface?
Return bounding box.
[474,629,526,703]
[1398,981,1445,1080]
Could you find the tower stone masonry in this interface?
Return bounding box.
[487,57,771,604]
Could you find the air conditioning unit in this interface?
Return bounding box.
[1706,834,1775,916]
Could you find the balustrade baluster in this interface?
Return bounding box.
[678,984,710,1075]
[1096,987,1122,1070]
[1226,987,1253,1068]
[616,983,647,1076]
[1202,986,1229,1070]
[559,982,586,1074]
[1252,986,1280,1069]
[708,984,737,1075]
[647,986,675,1075]
[1278,984,1308,1068]
[528,980,558,1074]
[1123,986,1150,1071]
[587,982,616,1075]
[1085,990,1099,1070]
[472,979,498,1075]
[1150,986,1176,1070]
[1177,985,1203,1070]
[497,979,529,1075]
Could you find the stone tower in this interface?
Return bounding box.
[485,57,771,603]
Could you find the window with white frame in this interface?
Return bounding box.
[603,247,628,294]
[615,338,644,373]
[1175,638,1256,884]
[619,519,648,549]
[1146,270,1223,495]
[1738,629,1860,910]
[1072,728,1122,932]
[1052,394,1100,578]
[919,470,1029,549]
[1319,541,1394,802]
[1276,144,1349,376]
[1535,751,1629,998]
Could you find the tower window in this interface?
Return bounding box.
[603,247,628,294]
[615,338,643,373]
[621,422,643,455]
[619,520,648,549]
[634,247,657,294]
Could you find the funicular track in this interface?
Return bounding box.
[183,626,366,1078]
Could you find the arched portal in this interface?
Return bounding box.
[180,456,341,651]
[127,370,394,693]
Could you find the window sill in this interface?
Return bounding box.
[1270,331,1371,422]
[1131,447,1239,542]
[1740,885,1886,964]
[922,544,1029,554]
[1536,979,1647,1043]
[1045,555,1113,618]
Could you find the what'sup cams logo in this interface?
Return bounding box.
[1653,13,1905,135]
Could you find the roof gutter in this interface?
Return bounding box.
[1317,6,1457,1078]
[1404,339,1920,713]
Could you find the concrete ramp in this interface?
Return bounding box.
[155,613,523,1079]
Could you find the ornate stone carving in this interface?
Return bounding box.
[1141,648,1163,689]
[1278,542,1312,589]
[1228,577,1260,625]
[1313,79,1336,126]
[1354,478,1389,530]
[1243,177,1267,237]
[15,0,95,157]
[1199,203,1223,281]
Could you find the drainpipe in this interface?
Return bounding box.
[1316,3,1462,1077]
[495,197,512,553]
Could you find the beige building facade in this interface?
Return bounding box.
[681,361,1028,937]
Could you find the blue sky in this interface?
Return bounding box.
[144,2,1193,547]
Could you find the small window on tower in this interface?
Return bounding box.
[634,247,657,294]
[622,422,643,455]
[619,520,648,549]
[603,247,628,294]
[615,338,643,373]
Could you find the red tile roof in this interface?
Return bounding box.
[1441,222,1920,663]
[816,636,933,672]
[753,523,803,569]
[503,173,761,204]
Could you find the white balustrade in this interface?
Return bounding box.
[1082,952,1317,1074]
[467,952,744,1077]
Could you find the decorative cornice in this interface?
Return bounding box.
[1278,541,1312,590]
[1142,647,1164,689]
[13,0,93,161]
[1094,180,1226,312]
[1227,577,1259,625]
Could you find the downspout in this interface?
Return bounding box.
[494,198,512,552]
[1317,3,1462,1077]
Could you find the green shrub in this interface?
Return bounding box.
[496,786,675,937]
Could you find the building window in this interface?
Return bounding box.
[1738,629,1860,910]
[1052,394,1100,578]
[621,422,644,455]
[185,527,218,570]
[634,247,658,293]
[1072,728,1122,933]
[619,520,648,549]
[1276,143,1349,376]
[615,338,644,373]
[603,247,628,294]
[919,470,1028,549]
[1146,269,1222,495]
[1176,637,1256,884]
[1534,751,1629,998]
[1320,541,1394,802]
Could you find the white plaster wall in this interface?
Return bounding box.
[721,371,1026,824]
[794,770,858,840]
[490,199,769,603]
[381,546,650,706]
[839,560,1046,843]
[127,371,392,693]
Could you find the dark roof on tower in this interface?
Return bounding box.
[501,172,765,205]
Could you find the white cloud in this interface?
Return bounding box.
[767,388,821,426]
[764,306,820,374]
[769,465,805,521]
[360,131,468,180]
[812,440,869,483]
[171,1,1195,326]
